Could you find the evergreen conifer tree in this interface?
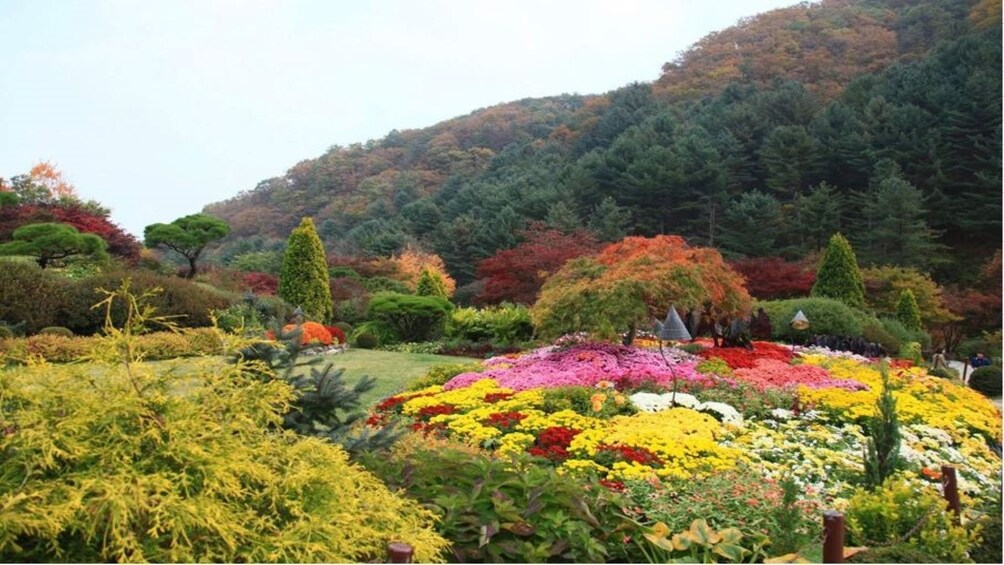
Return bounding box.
[895,288,923,331]
[278,217,333,322]
[415,267,449,299]
[863,365,902,490]
[811,233,865,308]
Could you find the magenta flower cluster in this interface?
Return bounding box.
[443,342,716,391]
[732,359,868,391]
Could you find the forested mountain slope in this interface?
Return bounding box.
[204,0,1000,285]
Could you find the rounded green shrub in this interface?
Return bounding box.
[367,292,452,343]
[38,326,74,338]
[354,331,378,349]
[757,297,864,340]
[927,367,959,380]
[861,318,900,353]
[0,260,72,334]
[969,366,1002,397]
[879,317,931,351]
[334,321,353,334]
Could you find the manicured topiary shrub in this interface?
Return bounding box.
[367,292,453,343]
[811,233,865,308]
[354,331,378,349]
[969,366,1002,397]
[757,297,864,341]
[278,217,332,322]
[38,326,73,337]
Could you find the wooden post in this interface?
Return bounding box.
[823,510,845,563]
[941,465,961,520]
[387,542,414,563]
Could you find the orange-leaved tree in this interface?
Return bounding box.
[390,245,456,298]
[532,235,751,342]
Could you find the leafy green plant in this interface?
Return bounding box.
[357,447,641,563]
[446,303,534,344]
[894,289,922,331]
[811,233,865,308]
[639,519,770,563]
[383,341,444,354]
[844,477,976,563]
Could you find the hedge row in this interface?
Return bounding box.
[0,261,234,335]
[0,328,224,364]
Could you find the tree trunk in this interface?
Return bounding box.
[186,256,198,279]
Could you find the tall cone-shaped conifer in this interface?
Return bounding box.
[279,217,332,322]
[811,233,865,308]
[895,288,923,331]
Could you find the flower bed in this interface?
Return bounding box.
[368,339,1003,558]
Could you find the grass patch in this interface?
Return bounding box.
[294,349,472,408]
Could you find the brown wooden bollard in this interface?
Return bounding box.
[387,542,414,563]
[822,510,845,563]
[941,465,961,520]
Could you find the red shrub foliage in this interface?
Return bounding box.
[0,203,142,261]
[475,223,600,305]
[324,325,347,344]
[280,321,333,346]
[242,272,278,295]
[728,256,816,300]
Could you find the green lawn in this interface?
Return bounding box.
[290,349,472,407]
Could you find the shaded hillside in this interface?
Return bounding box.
[203,0,999,285]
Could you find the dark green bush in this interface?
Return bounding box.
[357,447,641,563]
[334,321,353,335]
[354,332,378,349]
[63,271,233,335]
[862,318,901,353]
[351,320,398,347]
[969,366,1002,397]
[970,497,1002,565]
[757,297,864,340]
[367,292,452,343]
[927,367,959,379]
[217,295,294,335]
[38,326,74,338]
[0,260,73,334]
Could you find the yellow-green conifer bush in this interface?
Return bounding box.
[0,286,447,563]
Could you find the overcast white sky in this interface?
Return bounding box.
[1,0,796,236]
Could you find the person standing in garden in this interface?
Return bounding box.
[970,352,991,368]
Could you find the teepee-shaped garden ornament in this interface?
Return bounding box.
[790,309,810,351]
[653,305,692,406]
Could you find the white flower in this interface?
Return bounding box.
[699,401,743,426]
[770,408,795,420]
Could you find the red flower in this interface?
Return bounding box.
[528,426,581,463]
[416,404,456,421]
[596,444,664,468]
[599,479,626,492]
[482,411,527,432]
[483,392,515,404]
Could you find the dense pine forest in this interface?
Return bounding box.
[204,0,999,287]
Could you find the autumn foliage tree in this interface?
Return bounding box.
[475,224,601,305]
[728,256,816,300]
[532,235,751,341]
[390,246,456,298]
